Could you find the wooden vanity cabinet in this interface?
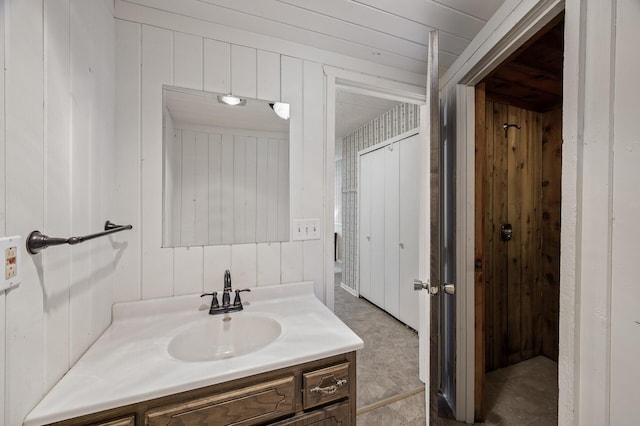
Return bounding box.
[46,352,356,426]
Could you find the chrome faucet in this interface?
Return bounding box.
[201,269,250,315]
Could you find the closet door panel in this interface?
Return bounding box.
[399,134,420,330]
[358,152,373,299]
[384,144,400,317]
[369,149,386,307]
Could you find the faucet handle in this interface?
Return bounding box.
[201,292,219,309]
[233,288,251,307]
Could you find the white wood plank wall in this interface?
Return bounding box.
[114,13,324,300]
[169,126,288,246]
[2,1,116,424]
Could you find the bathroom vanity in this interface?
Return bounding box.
[24,282,363,426]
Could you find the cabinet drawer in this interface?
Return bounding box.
[94,417,135,426]
[302,363,350,410]
[271,401,351,426]
[145,375,295,426]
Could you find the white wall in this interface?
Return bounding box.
[113,10,325,300]
[0,1,116,424]
[439,0,640,423]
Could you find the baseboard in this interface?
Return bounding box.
[340,282,358,297]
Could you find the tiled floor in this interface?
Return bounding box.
[334,273,558,425]
[333,274,425,423]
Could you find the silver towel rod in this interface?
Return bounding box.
[26,221,133,255]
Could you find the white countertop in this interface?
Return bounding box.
[24,282,364,426]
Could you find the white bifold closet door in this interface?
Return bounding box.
[358,134,420,331]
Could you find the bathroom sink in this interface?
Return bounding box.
[168,314,281,362]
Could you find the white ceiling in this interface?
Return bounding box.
[164,86,289,133]
[335,89,401,140]
[190,0,505,77]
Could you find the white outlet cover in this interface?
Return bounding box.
[0,235,22,292]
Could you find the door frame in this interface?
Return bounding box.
[442,0,566,422]
[323,65,425,314]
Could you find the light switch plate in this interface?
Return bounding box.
[0,235,22,292]
[292,219,321,241]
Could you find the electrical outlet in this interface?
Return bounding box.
[0,236,22,291]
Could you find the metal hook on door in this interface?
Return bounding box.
[503,123,521,138]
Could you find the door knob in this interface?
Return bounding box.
[414,279,439,295]
[442,283,455,295]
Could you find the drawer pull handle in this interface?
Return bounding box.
[310,378,347,396]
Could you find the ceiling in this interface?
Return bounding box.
[125,0,505,79]
[335,90,401,140]
[164,86,289,133]
[483,15,564,112]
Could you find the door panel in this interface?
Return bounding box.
[385,143,400,317]
[399,135,420,330]
[370,148,386,307]
[358,152,372,299]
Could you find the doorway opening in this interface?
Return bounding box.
[474,14,564,423]
[332,86,426,422]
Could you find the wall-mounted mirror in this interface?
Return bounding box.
[162,86,290,247]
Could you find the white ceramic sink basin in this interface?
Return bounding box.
[168,314,281,362]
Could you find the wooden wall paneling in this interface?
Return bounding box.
[204,39,230,94]
[257,242,281,286]
[474,83,486,421]
[493,102,509,369]
[114,20,142,302]
[281,56,303,284]
[530,109,543,357]
[44,0,72,389]
[301,61,325,300]
[257,50,280,101]
[384,144,400,318]
[174,32,202,90]
[483,99,493,371]
[208,133,222,244]
[541,108,562,360]
[203,245,231,291]
[140,25,174,299]
[277,138,290,242]
[180,130,196,246]
[220,133,234,244]
[233,136,247,243]
[194,132,209,246]
[174,246,204,295]
[245,136,258,243]
[282,56,302,222]
[231,44,257,98]
[231,244,257,287]
[518,108,535,361]
[506,105,523,365]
